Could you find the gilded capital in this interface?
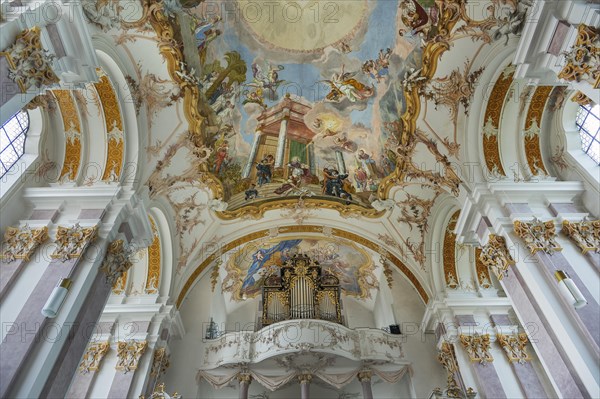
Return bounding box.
[460,333,493,365]
[78,342,110,374]
[2,26,59,92]
[437,342,461,398]
[479,234,515,280]
[438,341,458,374]
[51,223,98,261]
[497,333,531,364]
[115,340,147,373]
[99,239,134,286]
[1,225,48,262]
[558,24,599,88]
[237,372,252,383]
[514,218,561,255]
[571,91,593,106]
[357,370,372,382]
[298,373,312,384]
[562,219,599,254]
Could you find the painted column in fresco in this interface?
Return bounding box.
[308,142,316,175]
[275,116,289,168]
[358,370,373,399]
[335,150,347,174]
[243,130,263,178]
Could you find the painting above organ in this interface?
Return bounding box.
[161,0,441,212]
[220,237,380,303]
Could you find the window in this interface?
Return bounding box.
[0,111,29,178]
[576,103,600,165]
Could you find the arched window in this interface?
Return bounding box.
[576,104,600,165]
[0,111,29,177]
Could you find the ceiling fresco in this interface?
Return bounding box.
[80,0,534,274]
[171,0,416,211]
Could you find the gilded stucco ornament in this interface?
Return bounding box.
[51,223,98,262]
[140,382,181,399]
[571,91,593,106]
[479,234,515,280]
[1,225,48,262]
[115,341,148,373]
[237,372,252,383]
[145,218,161,294]
[460,333,493,365]
[475,247,492,289]
[558,24,600,88]
[437,342,461,398]
[357,370,372,382]
[523,86,552,176]
[150,347,170,378]
[562,219,600,254]
[99,240,134,286]
[514,218,561,255]
[496,333,531,364]
[1,26,59,92]
[443,211,460,289]
[78,342,110,374]
[81,0,122,31]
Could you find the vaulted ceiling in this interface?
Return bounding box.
[59,0,544,305]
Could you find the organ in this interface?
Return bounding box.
[260,253,343,327]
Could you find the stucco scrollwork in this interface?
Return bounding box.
[437,342,461,398]
[479,235,515,280]
[200,320,403,369]
[150,347,170,378]
[99,239,134,286]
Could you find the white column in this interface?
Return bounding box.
[357,371,373,399]
[308,143,316,175]
[274,117,289,168]
[238,373,251,399]
[335,150,346,174]
[298,373,311,399]
[243,131,262,178]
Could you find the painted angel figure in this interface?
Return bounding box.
[321,65,374,103]
[250,62,285,97]
[241,240,301,290]
[242,87,267,108]
[193,15,222,47]
[362,48,392,83]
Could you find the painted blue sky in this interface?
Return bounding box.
[217,0,399,146]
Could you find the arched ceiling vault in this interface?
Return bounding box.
[50,0,556,304]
